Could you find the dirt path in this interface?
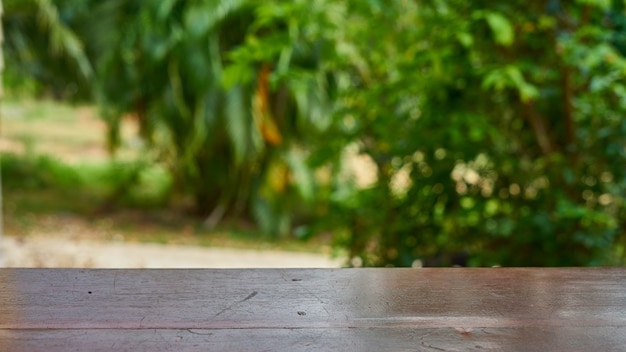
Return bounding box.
[0,235,343,268]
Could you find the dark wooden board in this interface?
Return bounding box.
[1,268,625,351]
[2,327,626,352]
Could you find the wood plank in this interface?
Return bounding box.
[2,327,626,352]
[2,268,625,329]
[0,326,626,352]
[1,268,625,350]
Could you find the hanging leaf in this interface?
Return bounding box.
[252,64,282,145]
[157,0,178,20]
[33,0,93,79]
[286,149,315,201]
[225,85,249,165]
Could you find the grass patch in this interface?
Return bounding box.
[2,153,331,253]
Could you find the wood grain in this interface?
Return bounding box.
[1,268,625,351]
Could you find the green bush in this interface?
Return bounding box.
[1,154,81,191]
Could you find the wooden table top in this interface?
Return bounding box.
[1,268,625,351]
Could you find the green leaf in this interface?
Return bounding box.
[34,0,93,79]
[225,85,249,166]
[157,0,178,20]
[184,2,216,38]
[479,11,514,46]
[184,0,249,38]
[456,32,474,47]
[482,66,538,102]
[286,149,315,202]
[222,64,254,88]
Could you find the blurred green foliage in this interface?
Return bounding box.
[4,0,626,266]
[1,153,170,209]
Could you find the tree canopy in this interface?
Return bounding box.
[4,0,626,266]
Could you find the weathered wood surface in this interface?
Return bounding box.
[1,268,625,351]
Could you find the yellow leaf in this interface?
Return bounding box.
[253,64,283,146]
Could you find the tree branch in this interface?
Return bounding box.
[522,101,554,155]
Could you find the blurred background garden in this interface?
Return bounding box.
[1,0,626,267]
